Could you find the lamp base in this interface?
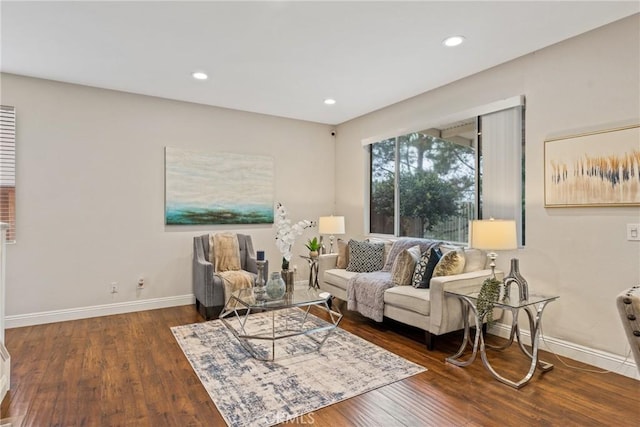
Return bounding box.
[504,258,529,301]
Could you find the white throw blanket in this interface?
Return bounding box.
[347,271,394,322]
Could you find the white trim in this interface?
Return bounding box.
[361,95,525,146]
[5,294,196,328]
[489,323,639,381]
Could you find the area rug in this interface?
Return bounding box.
[171,309,426,427]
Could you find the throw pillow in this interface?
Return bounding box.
[462,248,486,273]
[412,246,442,288]
[346,240,384,273]
[391,245,422,286]
[382,238,438,271]
[433,247,466,277]
[336,238,349,269]
[367,237,393,266]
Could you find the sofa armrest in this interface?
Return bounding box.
[318,253,339,288]
[429,269,504,334]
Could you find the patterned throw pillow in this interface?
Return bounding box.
[391,245,422,286]
[433,247,466,277]
[346,240,384,272]
[412,246,442,288]
[336,238,349,269]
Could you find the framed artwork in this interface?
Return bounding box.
[544,124,640,207]
[165,147,274,224]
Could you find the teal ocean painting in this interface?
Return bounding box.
[165,147,274,225]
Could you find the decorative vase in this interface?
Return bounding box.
[266,271,286,300]
[309,250,319,259]
[504,258,529,301]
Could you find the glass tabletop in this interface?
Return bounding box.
[230,287,330,310]
[445,289,559,309]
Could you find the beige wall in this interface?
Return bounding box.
[335,15,640,359]
[0,74,334,316]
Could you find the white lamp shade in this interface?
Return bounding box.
[318,216,345,235]
[469,219,517,250]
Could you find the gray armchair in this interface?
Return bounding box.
[617,285,640,374]
[193,233,268,320]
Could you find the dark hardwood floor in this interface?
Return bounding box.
[1,304,638,426]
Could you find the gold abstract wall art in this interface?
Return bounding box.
[544,125,640,207]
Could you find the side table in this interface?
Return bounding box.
[299,255,319,289]
[445,289,559,388]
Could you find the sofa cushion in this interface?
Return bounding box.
[434,247,466,277]
[391,245,422,286]
[413,246,442,289]
[347,240,385,272]
[336,238,349,269]
[323,268,358,291]
[384,286,431,316]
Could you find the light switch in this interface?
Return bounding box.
[628,224,640,241]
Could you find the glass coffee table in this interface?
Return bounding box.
[219,287,342,361]
[445,289,559,388]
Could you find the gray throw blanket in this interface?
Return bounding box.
[347,271,393,322]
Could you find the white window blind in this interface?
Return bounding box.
[480,106,524,246]
[0,106,15,242]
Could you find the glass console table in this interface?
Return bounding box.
[445,289,559,388]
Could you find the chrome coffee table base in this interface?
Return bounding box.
[220,288,342,361]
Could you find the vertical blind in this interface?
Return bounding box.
[480,106,524,246]
[0,106,15,242]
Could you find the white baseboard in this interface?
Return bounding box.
[5,294,196,329]
[489,323,639,381]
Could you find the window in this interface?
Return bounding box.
[370,121,477,242]
[368,102,525,245]
[0,106,15,242]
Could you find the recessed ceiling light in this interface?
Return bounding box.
[192,71,208,80]
[324,98,336,105]
[442,35,465,47]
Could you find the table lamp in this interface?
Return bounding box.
[470,218,528,301]
[318,216,345,253]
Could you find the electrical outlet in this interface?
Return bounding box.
[110,282,119,294]
[137,277,145,289]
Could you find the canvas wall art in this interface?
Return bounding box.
[544,124,640,207]
[165,147,274,224]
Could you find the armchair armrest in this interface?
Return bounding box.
[429,269,504,334]
[193,240,216,305]
[246,256,258,274]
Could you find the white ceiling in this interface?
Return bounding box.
[1,1,638,125]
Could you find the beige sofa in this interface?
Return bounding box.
[318,238,503,350]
